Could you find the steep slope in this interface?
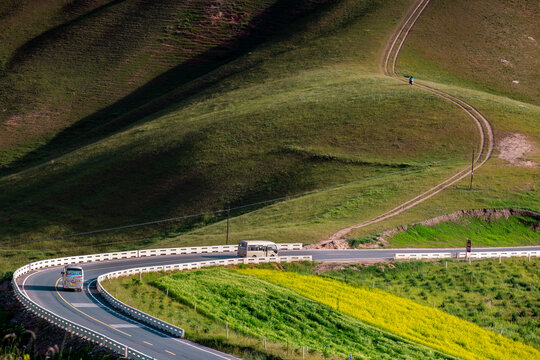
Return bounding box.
[1,0,538,267]
[0,0,331,168]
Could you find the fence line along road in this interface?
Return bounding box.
[456,250,539,259]
[12,263,153,359]
[395,250,540,260]
[96,255,313,339]
[394,252,453,260]
[12,243,304,359]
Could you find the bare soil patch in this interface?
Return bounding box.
[305,238,350,250]
[497,133,537,167]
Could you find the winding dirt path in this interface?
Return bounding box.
[328,0,494,242]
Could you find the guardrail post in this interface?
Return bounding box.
[264,337,267,350]
[226,321,229,340]
[13,246,308,360]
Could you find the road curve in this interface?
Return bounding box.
[330,0,494,241]
[15,2,507,359]
[18,247,540,359]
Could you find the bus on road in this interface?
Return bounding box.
[237,241,278,258]
[61,265,84,291]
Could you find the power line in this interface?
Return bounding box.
[3,153,482,247]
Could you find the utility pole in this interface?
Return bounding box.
[469,149,475,190]
[226,205,230,245]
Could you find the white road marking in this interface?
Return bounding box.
[86,280,156,331]
[111,324,140,328]
[85,280,239,359]
[72,303,100,308]
[172,338,240,360]
[21,269,43,298]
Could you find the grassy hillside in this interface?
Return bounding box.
[242,267,538,360]
[105,265,539,359]
[106,268,453,359]
[0,0,483,258]
[398,0,540,105]
[0,0,539,272]
[0,0,332,168]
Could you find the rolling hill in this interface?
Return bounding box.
[0,0,538,268]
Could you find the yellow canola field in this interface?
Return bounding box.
[238,269,539,360]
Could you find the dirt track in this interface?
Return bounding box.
[327,0,494,244]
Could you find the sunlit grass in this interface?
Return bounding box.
[240,268,539,360]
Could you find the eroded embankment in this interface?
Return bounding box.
[309,208,539,249]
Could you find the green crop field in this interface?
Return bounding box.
[263,258,540,349]
[104,262,539,359]
[105,268,453,359]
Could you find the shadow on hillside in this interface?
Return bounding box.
[6,0,129,69]
[2,0,335,176]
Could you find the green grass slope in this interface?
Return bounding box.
[0,0,482,256]
[398,0,540,105]
[387,214,539,248]
[0,0,538,271]
[0,0,331,168]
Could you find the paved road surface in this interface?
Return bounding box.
[18,246,540,359]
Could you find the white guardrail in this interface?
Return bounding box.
[394,251,540,260]
[12,243,305,359]
[394,253,453,260]
[96,255,313,339]
[456,250,540,259]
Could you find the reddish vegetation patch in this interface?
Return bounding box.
[6,115,22,126]
[312,261,393,273]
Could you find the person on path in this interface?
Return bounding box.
[409,76,414,85]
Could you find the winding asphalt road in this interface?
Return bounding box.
[13,1,533,359]
[17,247,540,359]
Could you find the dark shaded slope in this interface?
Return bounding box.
[0,0,332,170]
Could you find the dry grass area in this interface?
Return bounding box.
[399,0,540,105]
